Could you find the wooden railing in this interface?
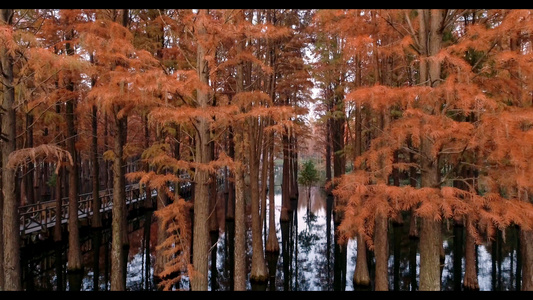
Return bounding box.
[19,182,193,235]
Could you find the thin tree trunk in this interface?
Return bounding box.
[154,188,169,288]
[260,135,268,244]
[54,166,63,242]
[265,132,279,253]
[25,113,35,205]
[226,127,235,221]
[90,56,102,228]
[65,36,83,271]
[233,18,247,289]
[110,111,127,291]
[91,105,101,227]
[281,131,291,222]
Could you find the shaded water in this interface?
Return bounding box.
[20,186,521,291]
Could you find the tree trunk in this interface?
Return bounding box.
[248,114,268,286]
[25,113,35,205]
[90,64,102,228]
[463,216,479,291]
[521,228,533,290]
[233,146,246,291]
[0,8,21,291]
[417,9,443,291]
[226,127,235,221]
[265,133,279,253]
[191,9,211,291]
[332,95,345,226]
[54,166,63,242]
[110,111,127,291]
[325,117,332,195]
[154,188,169,288]
[418,133,442,291]
[374,215,389,291]
[280,131,291,222]
[233,20,248,289]
[65,38,83,271]
[260,135,268,245]
[353,233,370,290]
[110,10,130,291]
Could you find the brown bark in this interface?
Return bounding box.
[110,9,131,291]
[190,9,211,291]
[233,17,248,289]
[260,136,268,240]
[417,9,444,291]
[264,15,279,254]
[353,233,369,289]
[1,8,21,291]
[374,215,389,291]
[154,189,169,285]
[248,115,268,284]
[226,127,235,220]
[419,217,441,291]
[233,147,246,291]
[463,217,479,291]
[110,111,127,291]
[54,166,63,242]
[265,133,279,253]
[25,114,35,205]
[90,65,101,228]
[521,228,533,290]
[65,32,83,272]
[280,131,291,222]
[66,94,82,272]
[418,132,442,291]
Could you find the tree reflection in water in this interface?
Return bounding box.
[21,186,522,291]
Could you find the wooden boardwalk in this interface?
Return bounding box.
[18,183,191,237]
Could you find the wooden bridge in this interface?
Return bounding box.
[18,182,193,238]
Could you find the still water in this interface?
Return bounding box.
[20,186,519,291]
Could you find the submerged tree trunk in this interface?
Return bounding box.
[66,92,82,273]
[65,33,83,274]
[1,8,21,291]
[54,167,63,242]
[280,132,291,223]
[265,135,279,253]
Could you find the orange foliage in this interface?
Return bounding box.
[330,9,533,249]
